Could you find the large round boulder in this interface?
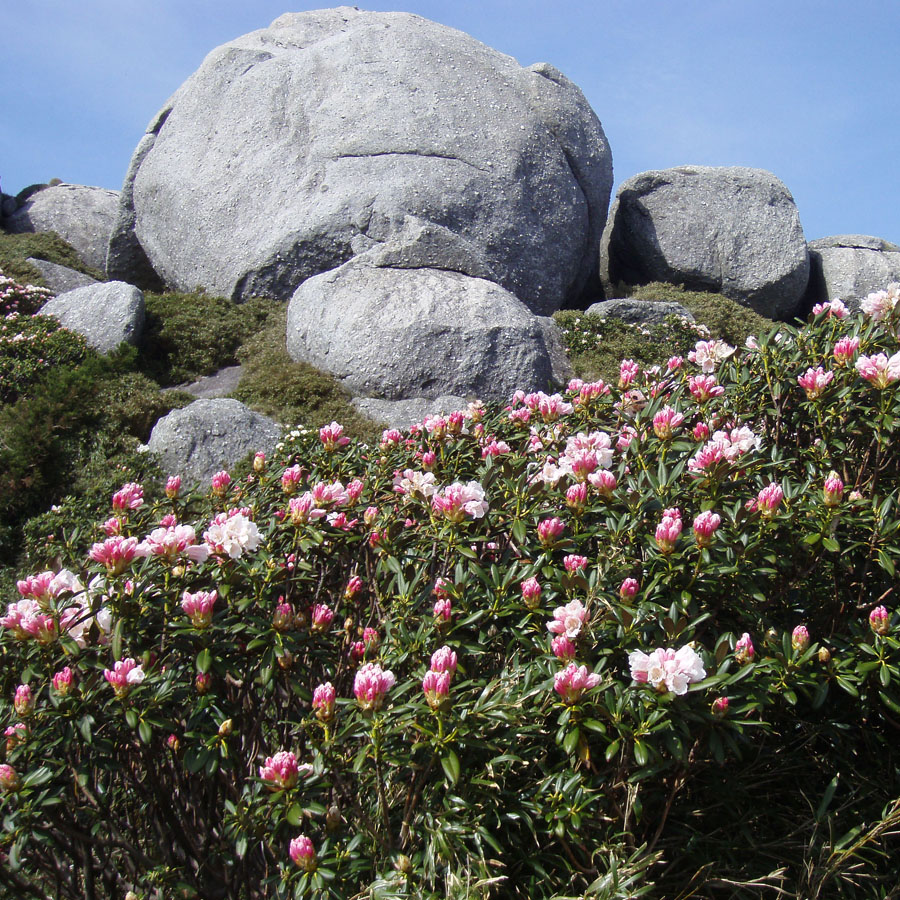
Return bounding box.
[805,235,900,313]
[107,7,612,314]
[6,183,120,273]
[147,399,281,486]
[600,166,809,319]
[286,259,570,402]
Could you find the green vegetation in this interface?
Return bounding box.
[0,230,104,286]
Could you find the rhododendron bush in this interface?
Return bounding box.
[3,289,900,899]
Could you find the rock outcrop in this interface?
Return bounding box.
[25,258,98,294]
[147,399,281,485]
[286,259,570,402]
[600,166,809,319]
[40,281,145,354]
[584,297,694,326]
[6,183,120,273]
[805,235,900,313]
[108,7,612,315]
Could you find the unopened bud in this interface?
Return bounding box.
[326,804,342,832]
[218,719,233,737]
[817,647,831,664]
[394,854,413,875]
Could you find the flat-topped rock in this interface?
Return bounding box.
[584,297,694,326]
[25,258,98,294]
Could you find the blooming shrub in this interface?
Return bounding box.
[2,289,900,898]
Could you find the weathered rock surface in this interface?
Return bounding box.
[352,394,469,430]
[147,398,281,485]
[584,297,694,326]
[286,260,571,402]
[40,281,145,353]
[25,258,98,294]
[109,7,612,314]
[7,183,120,273]
[168,365,245,400]
[600,166,809,319]
[805,234,900,312]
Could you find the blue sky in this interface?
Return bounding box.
[3,0,898,244]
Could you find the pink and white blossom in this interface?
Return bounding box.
[554,663,601,704]
[104,658,145,698]
[547,599,588,640]
[353,663,396,712]
[431,481,488,523]
[628,645,706,695]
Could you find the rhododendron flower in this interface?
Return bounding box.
[521,577,542,609]
[554,663,601,704]
[281,464,304,494]
[548,599,588,640]
[211,470,231,495]
[688,374,725,402]
[165,475,181,499]
[655,508,683,554]
[692,421,710,442]
[869,606,891,636]
[289,835,317,872]
[252,452,266,473]
[537,517,565,547]
[195,672,212,695]
[1,600,57,644]
[629,645,706,695]
[5,723,26,751]
[589,469,617,499]
[711,696,730,716]
[735,633,755,664]
[812,298,849,318]
[523,391,573,422]
[319,421,350,451]
[16,571,56,603]
[617,388,647,418]
[823,472,844,507]
[430,645,458,675]
[112,482,144,512]
[667,355,683,372]
[551,635,576,660]
[431,481,488,523]
[272,600,294,632]
[393,468,437,499]
[792,625,810,652]
[653,405,685,439]
[755,483,784,517]
[797,366,834,399]
[14,684,34,718]
[52,667,74,696]
[89,536,139,575]
[422,669,452,710]
[135,525,209,564]
[58,586,112,649]
[565,482,588,512]
[860,283,899,321]
[313,682,336,722]
[856,352,900,388]
[833,336,860,366]
[380,428,402,448]
[102,516,122,536]
[180,590,217,629]
[104,658,145,698]
[203,511,261,559]
[310,603,334,633]
[346,479,364,504]
[259,750,301,790]
[618,358,639,387]
[564,554,588,574]
[692,510,721,547]
[563,431,614,470]
[354,663,396,712]
[0,764,20,793]
[688,339,735,373]
[433,597,452,624]
[617,578,638,601]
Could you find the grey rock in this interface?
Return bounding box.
[600,166,809,319]
[6,183,120,273]
[110,8,612,314]
[40,281,145,354]
[352,394,470,430]
[805,234,900,313]
[584,297,694,326]
[25,258,98,294]
[1,194,17,218]
[286,259,571,402]
[147,398,281,485]
[167,365,245,399]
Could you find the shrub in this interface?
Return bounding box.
[139,292,280,386]
[232,306,383,442]
[2,288,900,898]
[0,231,104,286]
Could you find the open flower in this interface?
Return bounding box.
[547,599,588,640]
[104,658,145,699]
[629,645,706,695]
[554,663,601,704]
[180,590,217,629]
[431,481,488,523]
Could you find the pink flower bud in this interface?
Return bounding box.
[311,603,334,633]
[112,482,144,512]
[195,672,213,695]
[433,597,452,624]
[165,475,181,499]
[537,517,565,547]
[430,645,458,675]
[792,625,810,652]
[711,696,729,717]
[272,600,294,632]
[313,682,336,723]
[823,472,844,508]
[0,764,21,793]
[344,576,363,599]
[211,470,231,496]
[253,452,266,473]
[14,684,33,718]
[756,483,784,518]
[289,835,317,872]
[692,510,721,547]
[869,606,890,636]
[422,669,452,710]
[521,577,542,609]
[353,663,396,712]
[554,662,601,705]
[653,405,685,439]
[588,469,617,499]
[565,482,588,511]
[735,633,755,664]
[692,421,710,442]
[52,667,74,696]
[167,733,181,752]
[281,465,304,495]
[551,635,576,660]
[104,659,145,699]
[259,750,301,790]
[655,508,682,554]
[619,577,639,601]
[5,723,26,752]
[319,421,350,452]
[421,450,437,470]
[180,590,217,629]
[564,554,588,574]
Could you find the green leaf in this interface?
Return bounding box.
[877,550,895,576]
[125,708,138,729]
[563,727,580,756]
[816,775,839,822]
[822,536,840,553]
[78,715,94,744]
[441,749,461,785]
[633,740,649,767]
[196,648,212,674]
[286,803,303,826]
[111,619,124,661]
[138,720,152,745]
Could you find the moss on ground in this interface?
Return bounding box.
[0,230,104,285]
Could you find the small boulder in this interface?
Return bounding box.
[40,281,145,354]
[584,297,694,326]
[147,398,281,486]
[600,166,809,319]
[805,235,900,313]
[25,258,98,294]
[286,260,570,402]
[352,395,470,430]
[6,183,120,273]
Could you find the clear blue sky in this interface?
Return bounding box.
[3,0,898,244]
